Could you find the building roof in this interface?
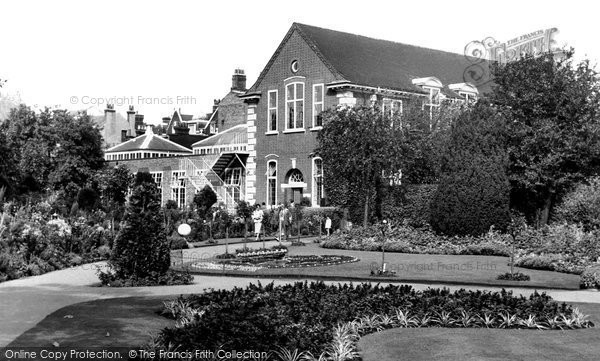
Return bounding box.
[248,23,491,96]
[168,133,209,149]
[191,124,247,148]
[105,127,193,153]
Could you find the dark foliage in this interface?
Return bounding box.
[156,282,573,355]
[430,102,510,236]
[105,172,170,281]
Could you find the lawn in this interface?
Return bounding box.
[358,302,600,361]
[179,242,580,289]
[7,296,173,349]
[8,295,599,361]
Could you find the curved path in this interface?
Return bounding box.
[1,240,599,347]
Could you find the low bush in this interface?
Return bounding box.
[580,266,600,289]
[554,177,600,231]
[323,222,600,275]
[168,236,189,250]
[97,269,193,287]
[497,272,530,281]
[322,224,510,256]
[149,282,589,357]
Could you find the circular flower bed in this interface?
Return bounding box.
[192,255,358,272]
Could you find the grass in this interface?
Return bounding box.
[358,302,600,361]
[7,296,173,348]
[9,296,599,361]
[178,242,580,289]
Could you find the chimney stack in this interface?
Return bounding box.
[231,68,246,91]
[104,104,116,147]
[213,99,220,113]
[162,116,170,124]
[126,105,136,137]
[135,114,145,136]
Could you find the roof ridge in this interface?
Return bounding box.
[294,22,467,59]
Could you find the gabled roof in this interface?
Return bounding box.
[191,124,247,148]
[105,128,193,153]
[247,23,492,96]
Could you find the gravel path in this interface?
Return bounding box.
[1,240,599,347]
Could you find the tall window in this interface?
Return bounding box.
[150,171,163,204]
[313,84,324,128]
[312,158,324,206]
[171,171,186,208]
[423,87,441,119]
[267,160,277,206]
[268,90,278,132]
[286,82,304,130]
[224,168,242,201]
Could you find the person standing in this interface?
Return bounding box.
[252,204,264,242]
[280,203,291,241]
[325,216,332,236]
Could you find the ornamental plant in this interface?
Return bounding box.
[430,102,511,236]
[103,172,171,282]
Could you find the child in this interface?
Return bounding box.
[325,216,332,236]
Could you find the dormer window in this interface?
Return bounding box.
[412,77,443,119]
[449,83,479,104]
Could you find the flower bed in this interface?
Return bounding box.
[322,223,600,276]
[194,254,358,271]
[149,282,593,359]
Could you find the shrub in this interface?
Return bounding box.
[168,236,189,250]
[152,282,584,356]
[322,224,510,256]
[430,103,510,236]
[554,177,600,231]
[102,172,170,283]
[382,184,436,227]
[580,266,600,289]
[497,272,530,281]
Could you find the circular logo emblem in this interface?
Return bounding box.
[291,60,299,73]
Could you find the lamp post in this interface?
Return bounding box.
[380,219,388,274]
[177,223,191,266]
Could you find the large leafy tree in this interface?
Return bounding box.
[490,50,600,225]
[316,106,404,225]
[430,102,511,236]
[0,105,104,196]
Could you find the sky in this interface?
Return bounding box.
[0,0,598,123]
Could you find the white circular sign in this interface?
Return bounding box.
[177,223,191,236]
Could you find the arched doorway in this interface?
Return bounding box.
[282,168,305,204]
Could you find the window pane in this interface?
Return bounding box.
[287,84,294,100]
[296,100,304,128]
[269,91,276,106]
[314,85,323,102]
[296,83,304,98]
[288,102,295,128]
[314,104,323,126]
[269,109,277,131]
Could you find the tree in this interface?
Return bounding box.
[0,105,104,197]
[554,177,600,231]
[108,172,170,280]
[430,102,511,236]
[316,106,404,226]
[489,50,600,225]
[193,185,217,219]
[98,165,131,240]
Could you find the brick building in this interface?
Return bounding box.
[105,23,489,211]
[240,23,490,207]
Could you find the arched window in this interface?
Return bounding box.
[288,169,304,183]
[312,158,324,206]
[267,160,277,206]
